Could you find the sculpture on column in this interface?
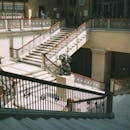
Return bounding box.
[58,54,71,75]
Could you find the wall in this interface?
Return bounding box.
[84,30,130,53]
[83,30,130,82]
[26,0,57,18]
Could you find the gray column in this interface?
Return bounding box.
[124,0,128,18]
[91,48,106,82]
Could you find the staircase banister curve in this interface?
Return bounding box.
[16,34,42,51]
[42,22,86,57]
[0,70,112,115]
[45,22,86,56]
[77,22,87,30]
[73,72,104,84]
[73,95,106,104]
[0,70,104,95]
[42,53,59,68]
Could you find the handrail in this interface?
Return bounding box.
[45,29,77,55]
[41,22,87,75]
[41,53,105,90]
[10,22,61,61]
[0,70,108,114]
[41,53,60,75]
[17,22,60,51]
[0,17,51,20]
[110,77,130,93]
[73,73,105,91]
[46,22,86,55]
[73,95,106,103]
[0,71,105,96]
[43,53,58,68]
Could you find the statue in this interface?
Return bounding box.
[58,54,71,75]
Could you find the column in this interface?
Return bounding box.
[56,74,74,100]
[124,0,128,18]
[91,48,106,82]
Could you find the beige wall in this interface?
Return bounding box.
[84,30,130,54]
[26,0,58,18]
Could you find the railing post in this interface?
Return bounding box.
[5,20,8,31]
[110,79,115,93]
[107,19,110,29]
[105,79,114,118]
[106,92,113,114]
[20,19,24,30]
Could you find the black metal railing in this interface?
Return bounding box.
[87,18,130,30]
[0,71,107,114]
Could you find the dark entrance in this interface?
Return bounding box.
[111,52,130,78]
[71,48,92,77]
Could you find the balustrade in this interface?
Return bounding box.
[42,22,87,73]
[87,18,130,29]
[0,70,107,114]
[10,22,61,61]
[0,18,51,31]
[110,78,130,93]
[74,73,105,91]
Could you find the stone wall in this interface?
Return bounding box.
[84,30,130,54]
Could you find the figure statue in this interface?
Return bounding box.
[59,54,71,75]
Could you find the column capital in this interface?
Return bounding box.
[91,48,106,55]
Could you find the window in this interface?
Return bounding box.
[79,0,85,6]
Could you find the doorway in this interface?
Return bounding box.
[71,48,92,77]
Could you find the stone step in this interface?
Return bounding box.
[37,75,55,81]
[25,69,48,76]
[22,58,41,67]
[26,55,42,60]
[21,27,76,69]
[23,56,42,62]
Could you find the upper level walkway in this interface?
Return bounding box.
[87,18,130,31]
[0,18,52,33]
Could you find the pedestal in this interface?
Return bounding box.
[56,74,74,100]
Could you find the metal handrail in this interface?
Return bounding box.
[10,22,61,61]
[0,70,107,114]
[87,18,130,29]
[42,22,87,73]
[73,73,105,91]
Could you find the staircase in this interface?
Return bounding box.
[0,94,130,130]
[24,69,55,82]
[9,22,87,82]
[21,28,73,67]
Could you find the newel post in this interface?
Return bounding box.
[105,79,114,118]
